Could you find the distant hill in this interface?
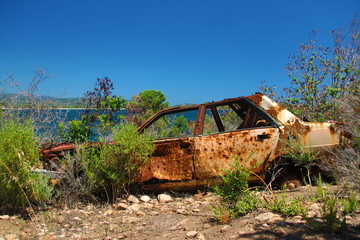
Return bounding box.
[0,93,83,108]
[0,93,190,109]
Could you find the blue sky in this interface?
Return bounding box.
[1,0,359,105]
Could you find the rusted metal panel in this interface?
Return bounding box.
[137,138,195,182]
[192,127,279,180]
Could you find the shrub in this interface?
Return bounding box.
[0,116,53,212]
[59,117,91,143]
[282,134,318,185]
[309,183,359,233]
[212,156,258,220]
[80,123,154,201]
[265,194,305,217]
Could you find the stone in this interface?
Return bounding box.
[104,209,114,215]
[307,210,317,218]
[129,203,141,211]
[268,216,285,223]
[158,193,173,204]
[4,234,17,240]
[176,209,188,214]
[186,231,198,238]
[149,211,160,216]
[140,195,151,202]
[0,215,10,220]
[123,217,140,224]
[308,203,320,211]
[73,217,81,221]
[127,195,140,203]
[274,228,286,235]
[135,210,146,216]
[220,225,231,233]
[142,203,154,209]
[57,216,66,224]
[197,233,206,240]
[176,218,189,229]
[255,212,275,221]
[203,223,211,229]
[113,203,129,210]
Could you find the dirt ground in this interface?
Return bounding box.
[1,185,359,240]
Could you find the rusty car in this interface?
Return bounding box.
[41,93,351,191]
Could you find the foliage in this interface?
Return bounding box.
[283,17,360,121]
[212,157,259,220]
[265,194,305,217]
[126,90,169,126]
[144,114,191,139]
[0,116,53,212]
[309,183,358,233]
[281,134,318,185]
[59,117,90,143]
[79,123,154,201]
[61,77,126,142]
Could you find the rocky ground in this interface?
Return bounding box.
[0,186,359,240]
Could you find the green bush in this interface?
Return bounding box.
[0,117,53,212]
[265,194,305,217]
[212,157,258,220]
[80,123,154,201]
[59,117,91,143]
[282,135,318,185]
[310,183,358,233]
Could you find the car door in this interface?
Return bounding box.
[192,100,280,180]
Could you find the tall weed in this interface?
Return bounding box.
[0,116,53,212]
[212,156,258,221]
[80,123,154,201]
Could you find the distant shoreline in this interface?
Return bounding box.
[0,108,126,110]
[1,107,88,110]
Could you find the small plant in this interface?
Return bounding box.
[282,134,319,185]
[310,183,358,233]
[265,194,305,217]
[320,194,345,233]
[0,116,53,213]
[212,156,259,220]
[80,123,154,201]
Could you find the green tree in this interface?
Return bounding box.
[126,90,169,126]
[284,17,359,121]
[61,77,126,142]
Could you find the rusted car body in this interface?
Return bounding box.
[41,93,350,191]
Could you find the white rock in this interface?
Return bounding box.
[158,193,173,204]
[0,215,10,220]
[140,195,151,202]
[255,212,275,221]
[186,231,198,238]
[127,195,140,203]
[5,234,18,240]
